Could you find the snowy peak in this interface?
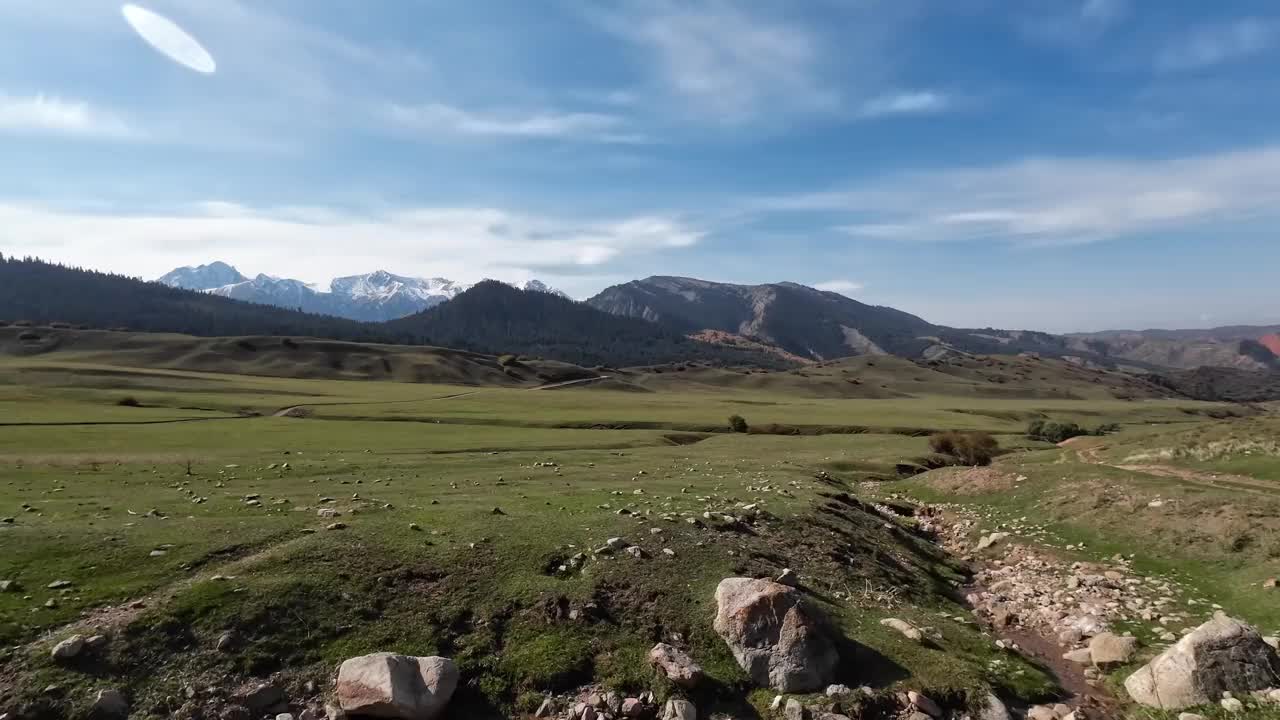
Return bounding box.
[157,261,246,290]
[156,263,564,322]
[330,271,468,304]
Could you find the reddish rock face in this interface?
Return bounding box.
[1259,333,1280,357]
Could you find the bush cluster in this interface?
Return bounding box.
[928,431,999,466]
[1027,420,1120,443]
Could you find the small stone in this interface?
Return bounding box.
[776,568,799,586]
[1178,714,1207,720]
[91,689,129,718]
[51,634,84,660]
[1062,648,1093,665]
[47,579,73,589]
[85,634,109,650]
[217,631,235,652]
[783,698,804,720]
[909,690,942,718]
[490,507,505,515]
[880,617,924,642]
[326,522,346,530]
[1221,697,1244,713]
[0,580,20,592]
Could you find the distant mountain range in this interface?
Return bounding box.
[158,262,562,322]
[2,256,1276,373]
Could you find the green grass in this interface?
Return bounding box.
[0,353,1272,719]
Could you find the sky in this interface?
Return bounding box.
[1,0,1278,333]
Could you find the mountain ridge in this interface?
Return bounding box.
[158,261,562,322]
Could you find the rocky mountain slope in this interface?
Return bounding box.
[159,262,561,322]
[588,277,1280,370]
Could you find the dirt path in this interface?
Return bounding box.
[1066,439,1277,494]
[527,375,611,391]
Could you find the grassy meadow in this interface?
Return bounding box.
[0,344,1274,719]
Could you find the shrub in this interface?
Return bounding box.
[281,338,299,349]
[1028,420,1116,443]
[928,431,999,466]
[117,396,142,407]
[728,414,749,433]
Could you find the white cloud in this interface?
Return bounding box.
[0,201,703,288]
[0,93,134,138]
[591,2,836,122]
[757,145,1280,246]
[386,103,643,143]
[813,280,864,294]
[1157,19,1276,71]
[1080,0,1126,24]
[859,91,949,118]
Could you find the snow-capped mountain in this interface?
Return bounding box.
[157,262,563,322]
[157,261,247,290]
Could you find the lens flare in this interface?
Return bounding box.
[121,3,216,74]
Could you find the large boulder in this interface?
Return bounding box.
[336,653,458,719]
[1124,614,1280,709]
[712,577,838,692]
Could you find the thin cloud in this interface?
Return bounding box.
[1157,19,1276,71]
[590,2,836,122]
[0,93,135,138]
[859,91,949,118]
[386,102,644,143]
[1,201,703,287]
[757,145,1280,246]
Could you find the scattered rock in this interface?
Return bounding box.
[216,631,235,652]
[1062,648,1093,665]
[879,618,924,643]
[326,522,347,531]
[1177,714,1206,720]
[648,643,704,688]
[232,683,287,716]
[85,634,109,651]
[712,577,838,692]
[1221,697,1244,713]
[662,698,696,720]
[776,568,798,587]
[908,690,942,718]
[1089,632,1138,667]
[47,579,73,589]
[51,635,84,661]
[0,580,20,592]
[980,693,1012,720]
[783,698,804,720]
[1125,614,1280,709]
[90,688,129,718]
[490,507,505,516]
[336,653,458,719]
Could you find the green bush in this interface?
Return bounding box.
[1028,420,1117,443]
[728,414,749,433]
[116,396,142,407]
[928,431,999,466]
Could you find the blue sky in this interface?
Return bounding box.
[1,0,1278,332]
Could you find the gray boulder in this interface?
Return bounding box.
[712,578,838,692]
[1124,614,1280,709]
[336,653,458,719]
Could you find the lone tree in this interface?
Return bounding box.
[728,414,749,433]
